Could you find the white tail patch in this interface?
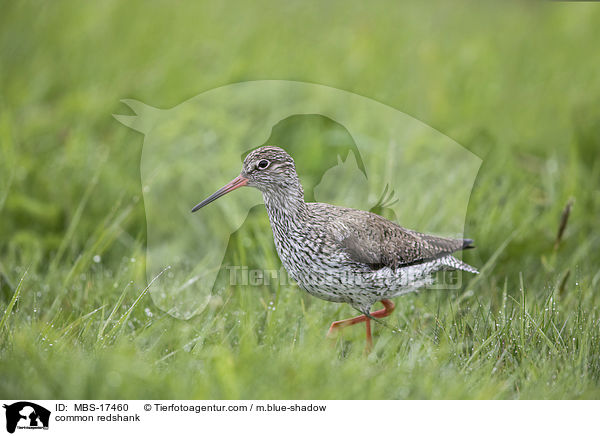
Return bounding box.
[441,256,479,274]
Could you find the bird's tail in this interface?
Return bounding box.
[441,256,479,274]
[462,238,475,250]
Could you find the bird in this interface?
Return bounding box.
[192,146,478,351]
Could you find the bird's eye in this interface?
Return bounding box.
[257,159,270,170]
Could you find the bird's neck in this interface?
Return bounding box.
[262,181,307,229]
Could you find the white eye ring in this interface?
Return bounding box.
[257,159,270,170]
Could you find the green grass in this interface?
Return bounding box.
[1,0,600,399]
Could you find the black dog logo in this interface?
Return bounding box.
[3,402,50,433]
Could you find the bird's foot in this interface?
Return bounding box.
[325,300,395,352]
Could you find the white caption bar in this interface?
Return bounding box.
[1,400,597,435]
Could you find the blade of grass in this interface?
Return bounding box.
[59,304,106,339]
[0,269,27,334]
[97,282,133,343]
[519,272,526,353]
[103,266,170,343]
[523,310,559,354]
[50,152,107,271]
[464,327,503,368]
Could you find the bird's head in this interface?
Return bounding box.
[192,146,299,212]
[241,146,298,191]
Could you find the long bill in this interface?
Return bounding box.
[191,175,248,212]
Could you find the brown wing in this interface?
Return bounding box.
[330,208,473,269]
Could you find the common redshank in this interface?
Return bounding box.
[192,146,478,350]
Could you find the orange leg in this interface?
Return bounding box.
[365,317,373,352]
[327,299,395,351]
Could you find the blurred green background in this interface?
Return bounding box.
[1,0,599,399]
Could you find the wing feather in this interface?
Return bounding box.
[328,208,473,269]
